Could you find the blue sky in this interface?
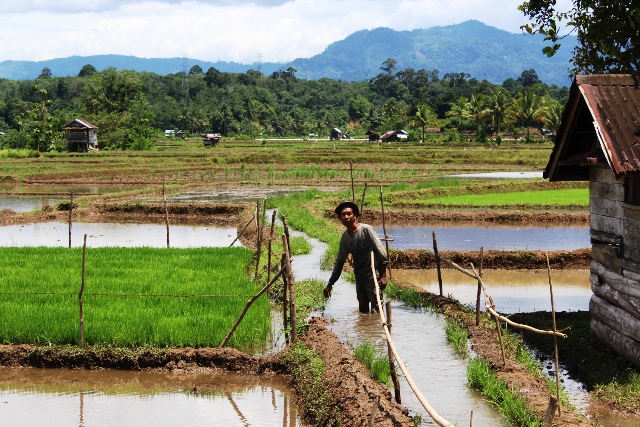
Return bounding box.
[0,0,569,62]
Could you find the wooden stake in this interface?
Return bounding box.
[282,254,289,344]
[78,234,87,347]
[360,182,368,221]
[281,215,292,258]
[470,410,473,427]
[386,301,401,404]
[379,186,392,280]
[68,192,73,248]
[349,160,355,203]
[490,296,507,365]
[543,396,558,427]
[282,234,296,342]
[476,246,484,326]
[433,231,443,297]
[546,254,562,414]
[219,267,284,347]
[254,200,264,280]
[267,210,277,285]
[162,178,170,248]
[229,215,256,247]
[368,395,379,427]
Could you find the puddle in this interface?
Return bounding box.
[372,223,589,251]
[0,367,301,427]
[287,229,508,426]
[394,269,591,313]
[0,222,241,248]
[0,195,65,213]
[154,186,340,204]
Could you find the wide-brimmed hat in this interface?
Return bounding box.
[334,200,360,217]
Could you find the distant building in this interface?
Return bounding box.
[201,133,221,146]
[380,130,408,143]
[544,74,640,367]
[330,128,342,141]
[366,130,380,142]
[425,128,441,134]
[164,130,175,137]
[62,119,98,152]
[176,130,186,139]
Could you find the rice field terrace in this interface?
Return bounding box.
[0,247,270,349]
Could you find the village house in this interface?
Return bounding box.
[329,128,342,141]
[544,74,640,367]
[380,130,408,143]
[366,129,380,142]
[62,119,98,152]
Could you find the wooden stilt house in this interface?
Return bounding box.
[545,74,640,367]
[63,119,98,152]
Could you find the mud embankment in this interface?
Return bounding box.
[391,248,591,270]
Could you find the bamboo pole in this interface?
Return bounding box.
[370,253,454,427]
[229,215,256,247]
[360,183,368,221]
[386,301,401,404]
[379,186,393,280]
[68,192,73,248]
[282,234,296,342]
[349,160,355,203]
[162,178,170,248]
[489,296,507,365]
[476,246,484,326]
[78,234,87,347]
[254,200,264,280]
[546,254,562,414]
[282,254,289,344]
[219,267,284,347]
[433,231,443,296]
[267,210,277,285]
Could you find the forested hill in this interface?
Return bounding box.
[0,21,575,86]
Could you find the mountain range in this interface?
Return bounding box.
[0,20,576,86]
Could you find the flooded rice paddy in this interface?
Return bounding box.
[373,222,589,251]
[0,195,65,213]
[157,186,340,204]
[0,367,301,427]
[0,222,240,248]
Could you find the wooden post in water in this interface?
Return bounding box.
[489,296,507,365]
[281,215,292,258]
[470,410,473,427]
[281,254,289,344]
[360,183,368,221]
[379,186,393,280]
[546,254,561,414]
[162,178,170,248]
[254,200,264,280]
[78,234,87,347]
[475,246,484,326]
[433,231,443,296]
[68,193,74,248]
[230,215,256,247]
[282,234,296,342]
[267,210,277,285]
[349,160,355,203]
[386,301,401,404]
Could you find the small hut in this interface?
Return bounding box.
[544,74,640,367]
[366,130,379,142]
[62,119,98,152]
[202,133,221,146]
[330,128,342,141]
[380,130,408,143]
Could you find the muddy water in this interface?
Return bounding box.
[156,185,340,204]
[372,223,589,251]
[0,367,301,427]
[0,195,65,213]
[0,222,241,248]
[394,269,592,313]
[287,229,508,426]
[0,184,131,194]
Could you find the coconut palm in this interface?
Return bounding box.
[467,94,491,135]
[445,96,470,133]
[508,88,547,142]
[543,100,564,134]
[408,104,439,142]
[488,89,510,137]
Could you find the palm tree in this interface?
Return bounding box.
[488,89,509,138]
[219,103,232,136]
[409,104,439,142]
[364,106,382,131]
[467,94,491,136]
[445,96,470,133]
[543,101,563,134]
[508,88,547,142]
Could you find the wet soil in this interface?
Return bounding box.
[389,281,591,426]
[339,209,590,224]
[391,248,591,270]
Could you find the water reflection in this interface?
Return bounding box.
[0,222,241,248]
[0,195,64,213]
[394,269,591,313]
[372,224,589,251]
[0,368,301,427]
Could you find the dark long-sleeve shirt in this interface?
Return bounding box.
[328,223,388,286]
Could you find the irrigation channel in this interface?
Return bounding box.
[0,367,302,427]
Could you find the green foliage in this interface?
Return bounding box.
[0,247,270,349]
[406,188,588,208]
[385,282,434,310]
[0,148,39,159]
[445,319,469,357]
[467,358,542,426]
[353,342,391,385]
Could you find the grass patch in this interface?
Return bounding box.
[0,149,39,159]
[444,318,469,357]
[467,358,542,426]
[410,188,589,207]
[353,342,391,385]
[0,247,270,349]
[385,282,434,310]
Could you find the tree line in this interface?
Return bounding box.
[0,60,569,151]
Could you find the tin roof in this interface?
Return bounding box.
[545,74,640,181]
[62,119,98,130]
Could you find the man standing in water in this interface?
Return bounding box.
[323,200,388,313]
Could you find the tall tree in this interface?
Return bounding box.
[78,64,97,77]
[445,96,470,133]
[467,94,491,135]
[520,0,640,74]
[380,58,398,75]
[508,88,547,141]
[488,89,510,137]
[408,104,439,142]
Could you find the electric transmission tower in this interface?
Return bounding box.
[256,53,263,72]
[182,54,189,99]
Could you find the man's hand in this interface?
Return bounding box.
[323,284,332,299]
[379,275,387,290]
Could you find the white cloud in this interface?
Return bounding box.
[0,0,563,63]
